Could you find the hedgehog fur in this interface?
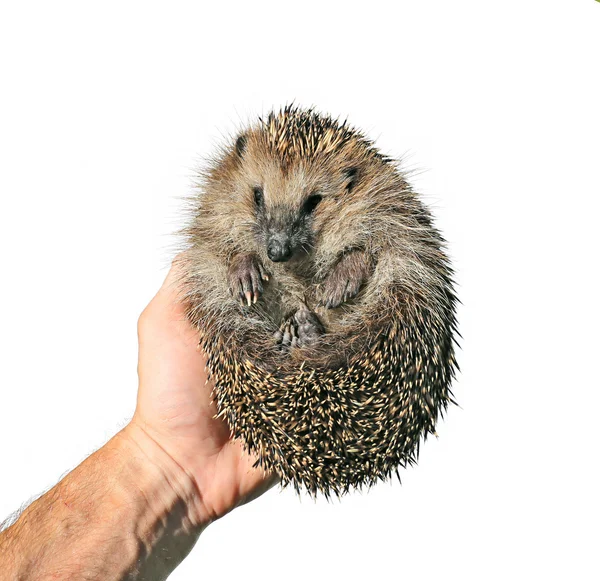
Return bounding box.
[179,105,459,497]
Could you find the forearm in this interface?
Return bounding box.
[0,423,208,581]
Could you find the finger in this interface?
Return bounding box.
[257,263,269,281]
[240,276,253,306]
[250,271,263,303]
[239,472,281,507]
[235,278,245,304]
[282,324,292,346]
[140,253,192,329]
[158,252,190,298]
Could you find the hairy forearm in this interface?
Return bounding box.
[0,423,208,581]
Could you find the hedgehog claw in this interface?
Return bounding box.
[228,253,268,307]
[274,306,325,351]
[318,250,372,309]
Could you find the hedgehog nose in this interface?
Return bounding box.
[267,238,292,262]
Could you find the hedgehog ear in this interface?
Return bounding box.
[344,167,359,192]
[235,134,248,158]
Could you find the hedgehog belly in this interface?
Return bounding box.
[200,300,457,497]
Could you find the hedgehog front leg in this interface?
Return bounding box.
[319,249,373,309]
[274,304,325,351]
[227,253,269,306]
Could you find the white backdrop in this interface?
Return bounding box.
[1,1,599,579]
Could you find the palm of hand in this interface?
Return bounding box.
[132,262,276,521]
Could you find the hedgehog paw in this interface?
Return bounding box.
[228,253,269,307]
[318,249,372,309]
[274,305,324,351]
[320,276,363,309]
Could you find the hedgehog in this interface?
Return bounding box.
[179,105,458,497]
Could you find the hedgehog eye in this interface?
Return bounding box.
[235,134,248,157]
[344,167,359,191]
[253,186,264,207]
[303,194,322,214]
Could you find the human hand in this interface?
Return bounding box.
[128,256,277,524]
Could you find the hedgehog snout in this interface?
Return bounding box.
[267,233,293,262]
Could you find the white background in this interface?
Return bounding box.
[1,1,599,579]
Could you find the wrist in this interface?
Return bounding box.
[118,420,210,531]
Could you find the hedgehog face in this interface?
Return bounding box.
[252,182,322,263]
[233,132,361,265]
